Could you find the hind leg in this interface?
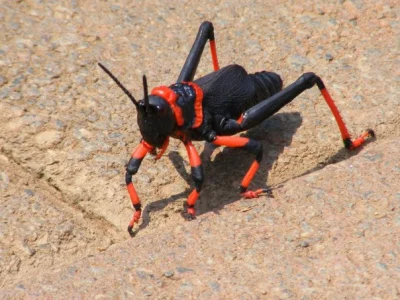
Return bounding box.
[212,73,373,199]
[214,72,373,149]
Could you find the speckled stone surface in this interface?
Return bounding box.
[2,139,399,298]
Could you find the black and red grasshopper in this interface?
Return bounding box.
[99,21,374,235]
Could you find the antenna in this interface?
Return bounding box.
[142,75,151,113]
[98,63,138,108]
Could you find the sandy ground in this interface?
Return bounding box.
[0,0,399,298]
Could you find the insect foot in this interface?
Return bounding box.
[181,203,196,221]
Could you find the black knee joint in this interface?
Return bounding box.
[301,72,324,90]
[245,140,263,162]
[200,21,214,39]
[125,172,133,184]
[126,158,142,175]
[191,165,204,192]
[125,158,143,184]
[299,72,319,90]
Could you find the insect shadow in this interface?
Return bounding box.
[134,110,373,235]
[134,112,302,233]
[197,111,303,215]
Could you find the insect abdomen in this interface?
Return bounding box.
[249,71,283,104]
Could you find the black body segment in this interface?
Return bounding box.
[195,64,256,119]
[249,71,283,105]
[195,64,283,136]
[196,65,282,120]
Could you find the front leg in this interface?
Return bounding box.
[126,140,153,236]
[182,141,204,220]
[177,21,220,83]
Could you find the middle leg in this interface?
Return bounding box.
[177,21,220,83]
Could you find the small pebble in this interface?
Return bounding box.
[164,271,174,278]
[0,75,7,87]
[325,53,334,61]
[10,92,22,101]
[377,262,388,270]
[176,267,194,273]
[22,244,36,257]
[55,119,65,130]
[25,87,41,98]
[209,281,220,292]
[24,189,35,197]
[142,289,152,296]
[300,241,310,248]
[0,87,9,99]
[110,5,120,12]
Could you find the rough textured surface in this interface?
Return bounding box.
[0,0,399,298]
[2,139,399,299]
[0,156,122,287]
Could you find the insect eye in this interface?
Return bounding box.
[157,106,167,116]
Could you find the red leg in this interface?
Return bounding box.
[183,141,204,219]
[154,137,169,160]
[214,73,374,150]
[213,136,270,199]
[316,80,375,149]
[126,140,153,235]
[209,39,220,71]
[178,21,219,82]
